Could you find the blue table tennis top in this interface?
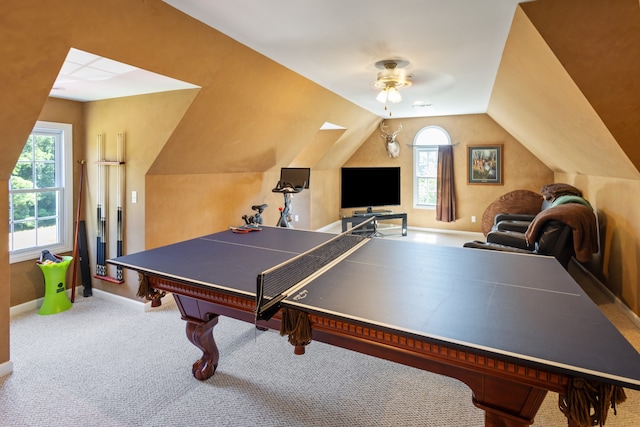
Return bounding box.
[109,226,640,390]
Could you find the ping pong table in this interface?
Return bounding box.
[109,222,640,427]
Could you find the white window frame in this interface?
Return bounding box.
[413,126,451,209]
[9,121,73,263]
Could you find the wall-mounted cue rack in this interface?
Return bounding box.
[94,132,126,284]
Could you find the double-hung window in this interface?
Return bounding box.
[413,126,451,208]
[9,121,73,263]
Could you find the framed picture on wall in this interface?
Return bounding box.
[467,144,503,184]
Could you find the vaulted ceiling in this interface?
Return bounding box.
[522,0,640,175]
[161,0,529,119]
[156,0,640,178]
[5,0,640,179]
[489,1,640,180]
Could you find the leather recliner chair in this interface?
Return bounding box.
[464,185,598,269]
[463,218,574,268]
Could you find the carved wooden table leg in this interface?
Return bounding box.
[471,376,548,427]
[185,315,220,380]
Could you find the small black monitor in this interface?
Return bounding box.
[279,168,310,189]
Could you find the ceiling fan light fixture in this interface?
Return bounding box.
[386,86,402,103]
[376,88,390,103]
[376,84,402,104]
[373,59,411,104]
[374,69,410,90]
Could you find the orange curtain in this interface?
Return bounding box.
[436,145,456,222]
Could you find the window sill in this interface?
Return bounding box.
[413,205,436,210]
[10,243,72,264]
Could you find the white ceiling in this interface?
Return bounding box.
[50,48,199,102]
[162,0,530,118]
[51,1,530,119]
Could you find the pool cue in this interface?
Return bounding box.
[116,133,124,281]
[96,134,104,277]
[70,160,85,303]
[100,137,107,278]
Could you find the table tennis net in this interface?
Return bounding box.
[255,217,376,321]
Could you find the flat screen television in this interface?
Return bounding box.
[341,167,401,212]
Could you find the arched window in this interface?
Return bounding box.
[413,126,451,207]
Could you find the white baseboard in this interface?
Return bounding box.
[406,226,484,237]
[315,221,341,232]
[9,298,41,318]
[10,287,154,318]
[0,360,14,379]
[621,303,640,329]
[573,261,640,330]
[88,287,151,312]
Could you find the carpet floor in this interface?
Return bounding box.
[3,225,640,426]
[2,292,639,426]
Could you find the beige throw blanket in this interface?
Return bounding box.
[525,203,598,262]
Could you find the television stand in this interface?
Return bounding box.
[342,212,407,237]
[354,208,392,215]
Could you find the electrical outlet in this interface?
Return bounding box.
[294,215,299,222]
[471,215,476,223]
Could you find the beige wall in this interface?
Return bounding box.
[489,5,640,316]
[3,0,640,376]
[10,99,84,306]
[9,91,198,305]
[489,7,639,182]
[145,169,316,250]
[0,0,374,370]
[83,90,199,298]
[0,184,8,363]
[13,104,551,309]
[343,114,553,232]
[558,173,640,314]
[309,170,340,230]
[146,172,265,248]
[521,0,640,171]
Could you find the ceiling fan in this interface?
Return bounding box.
[373,59,412,104]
